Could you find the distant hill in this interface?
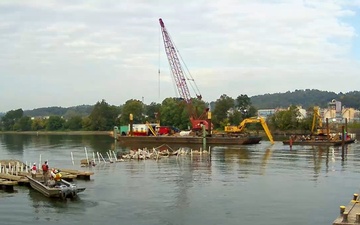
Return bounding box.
[3,89,360,119]
[24,105,94,118]
[250,89,360,109]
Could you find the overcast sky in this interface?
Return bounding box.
[0,0,359,113]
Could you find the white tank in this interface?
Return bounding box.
[179,131,192,136]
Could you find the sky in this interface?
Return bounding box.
[0,0,359,113]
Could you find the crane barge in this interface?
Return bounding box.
[113,18,265,147]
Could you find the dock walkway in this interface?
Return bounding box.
[333,193,360,224]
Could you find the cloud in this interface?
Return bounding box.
[0,0,359,112]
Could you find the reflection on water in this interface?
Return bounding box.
[28,188,98,223]
[0,134,32,153]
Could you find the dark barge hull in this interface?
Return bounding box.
[282,139,355,146]
[116,135,262,146]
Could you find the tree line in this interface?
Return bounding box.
[1,89,360,133]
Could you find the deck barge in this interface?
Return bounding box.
[282,139,355,146]
[116,135,262,146]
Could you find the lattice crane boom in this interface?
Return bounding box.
[159,18,192,104]
[159,18,210,132]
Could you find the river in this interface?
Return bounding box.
[0,134,359,225]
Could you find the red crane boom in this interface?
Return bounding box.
[159,18,210,131]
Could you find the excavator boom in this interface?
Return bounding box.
[224,117,274,144]
[311,106,326,135]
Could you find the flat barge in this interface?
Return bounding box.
[116,135,262,146]
[282,139,355,146]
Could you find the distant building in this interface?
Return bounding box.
[257,109,276,118]
[257,100,360,122]
[322,99,359,122]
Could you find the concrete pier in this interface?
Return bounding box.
[333,193,360,224]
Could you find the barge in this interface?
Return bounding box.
[115,135,262,146]
[282,138,355,146]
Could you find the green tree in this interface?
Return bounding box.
[160,97,189,130]
[144,102,161,123]
[82,117,92,131]
[269,105,300,131]
[1,109,24,131]
[89,99,120,131]
[212,94,235,129]
[31,118,46,131]
[47,116,65,131]
[14,116,32,131]
[64,116,83,130]
[235,94,251,114]
[119,99,144,125]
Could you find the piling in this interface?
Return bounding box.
[207,112,212,137]
[129,114,133,136]
[326,118,330,139]
[333,193,360,224]
[341,125,345,160]
[202,124,206,151]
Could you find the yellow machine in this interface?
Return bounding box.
[224,117,274,144]
[311,106,327,135]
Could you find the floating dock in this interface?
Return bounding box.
[333,193,360,224]
[0,159,94,191]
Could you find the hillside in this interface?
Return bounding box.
[23,105,94,118]
[250,89,360,109]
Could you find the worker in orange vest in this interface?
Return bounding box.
[51,169,62,186]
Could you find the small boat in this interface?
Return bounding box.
[26,175,86,199]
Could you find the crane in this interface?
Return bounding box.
[224,117,274,144]
[159,18,210,132]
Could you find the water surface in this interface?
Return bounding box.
[0,134,359,225]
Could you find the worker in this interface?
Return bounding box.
[289,136,293,150]
[31,163,37,178]
[42,161,49,184]
[51,169,62,186]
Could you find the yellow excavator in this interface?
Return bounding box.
[224,117,274,144]
[311,106,327,136]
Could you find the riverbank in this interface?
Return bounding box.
[0,131,111,135]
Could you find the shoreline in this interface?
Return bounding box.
[0,131,112,135]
